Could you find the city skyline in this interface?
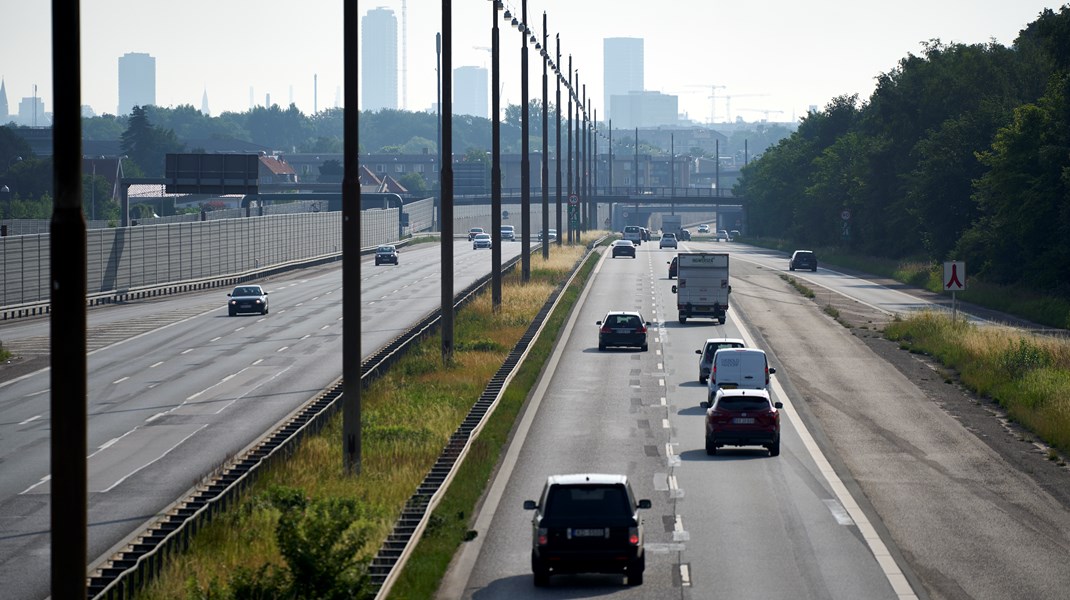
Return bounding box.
[0,1,1060,124]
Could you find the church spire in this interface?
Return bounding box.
[201,87,210,117]
[0,78,9,122]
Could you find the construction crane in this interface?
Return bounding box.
[722,94,769,123]
[735,107,785,122]
[683,84,726,124]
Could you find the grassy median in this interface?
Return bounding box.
[139,235,605,599]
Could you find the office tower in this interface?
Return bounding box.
[0,78,8,122]
[117,52,156,115]
[362,7,399,111]
[603,38,644,120]
[454,66,488,119]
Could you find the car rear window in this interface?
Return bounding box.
[705,342,744,361]
[545,485,630,519]
[608,315,641,327]
[233,287,259,296]
[716,395,771,411]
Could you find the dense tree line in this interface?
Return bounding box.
[738,6,1070,292]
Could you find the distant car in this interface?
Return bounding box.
[538,229,558,241]
[678,229,691,241]
[611,240,637,258]
[227,284,269,316]
[716,229,730,242]
[697,224,711,233]
[668,256,678,279]
[374,244,399,265]
[468,227,485,241]
[729,229,741,239]
[524,473,651,587]
[695,337,746,384]
[640,227,651,242]
[623,225,643,245]
[500,225,516,241]
[597,311,650,351]
[659,233,678,249]
[706,388,783,456]
[473,233,493,249]
[789,250,818,271]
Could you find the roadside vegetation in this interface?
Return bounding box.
[138,235,605,599]
[885,311,1070,453]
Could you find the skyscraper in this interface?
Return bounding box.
[603,38,644,120]
[118,52,156,115]
[0,78,9,122]
[362,7,399,111]
[454,66,488,119]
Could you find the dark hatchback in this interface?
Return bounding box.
[524,474,651,587]
[789,250,818,271]
[227,285,269,316]
[611,240,636,258]
[597,311,650,351]
[668,255,678,279]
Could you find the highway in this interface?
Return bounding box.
[442,238,1070,600]
[0,239,523,600]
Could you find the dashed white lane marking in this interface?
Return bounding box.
[19,414,42,425]
[662,418,671,429]
[680,564,692,587]
[276,346,288,353]
[149,361,164,368]
[181,348,193,354]
[658,378,665,387]
[112,377,128,385]
[210,336,222,342]
[673,515,690,541]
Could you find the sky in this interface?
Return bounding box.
[0,1,1063,124]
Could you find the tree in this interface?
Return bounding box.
[120,106,184,176]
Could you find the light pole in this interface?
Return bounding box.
[1,185,9,225]
[491,0,503,309]
[554,34,562,246]
[566,57,573,244]
[540,12,549,260]
[518,0,531,281]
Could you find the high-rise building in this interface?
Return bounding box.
[609,91,678,129]
[603,38,644,120]
[362,7,399,111]
[0,78,9,122]
[118,52,156,115]
[454,66,488,119]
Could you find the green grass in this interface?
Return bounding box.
[138,235,604,599]
[886,311,1070,452]
[779,273,815,299]
[749,237,1070,329]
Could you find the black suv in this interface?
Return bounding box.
[374,245,399,265]
[789,250,817,271]
[524,474,651,586]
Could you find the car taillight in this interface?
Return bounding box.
[708,408,731,424]
[600,326,611,334]
[537,528,548,546]
[628,527,640,545]
[637,325,647,334]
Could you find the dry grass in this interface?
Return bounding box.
[139,234,602,598]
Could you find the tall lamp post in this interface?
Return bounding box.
[566,58,573,244]
[554,35,562,246]
[1,185,10,223]
[491,0,503,309]
[540,12,549,260]
[517,0,531,281]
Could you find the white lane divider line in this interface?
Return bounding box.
[276,346,288,353]
[19,414,43,425]
[824,498,856,526]
[21,475,51,495]
[149,361,164,368]
[669,474,684,498]
[662,418,671,429]
[673,514,690,541]
[210,336,222,342]
[112,377,128,385]
[680,564,692,587]
[101,424,209,494]
[181,348,193,354]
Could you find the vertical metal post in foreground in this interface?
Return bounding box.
[51,1,87,596]
[554,35,562,247]
[519,0,530,281]
[342,1,363,475]
[566,58,573,245]
[441,0,455,362]
[491,0,502,310]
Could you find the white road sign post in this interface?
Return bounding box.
[943,261,966,321]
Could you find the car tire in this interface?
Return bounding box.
[599,343,606,351]
[229,310,236,317]
[812,266,818,272]
[262,307,268,315]
[679,316,687,324]
[789,265,795,271]
[769,438,781,457]
[705,437,717,456]
[641,344,648,352]
[699,376,707,385]
[627,562,644,586]
[718,317,726,325]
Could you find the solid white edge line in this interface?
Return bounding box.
[734,317,919,599]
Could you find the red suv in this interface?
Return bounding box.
[705,388,783,456]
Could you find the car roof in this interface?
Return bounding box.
[546,473,628,486]
[704,337,745,345]
[603,310,643,317]
[378,245,395,250]
[613,239,633,244]
[713,347,766,356]
[713,388,771,400]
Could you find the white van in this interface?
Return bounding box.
[706,348,776,404]
[623,225,643,245]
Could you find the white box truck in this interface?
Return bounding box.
[672,252,730,324]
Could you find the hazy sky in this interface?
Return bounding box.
[0,1,1062,123]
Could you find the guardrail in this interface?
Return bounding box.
[85,239,580,599]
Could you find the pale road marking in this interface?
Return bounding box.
[212,364,294,415]
[181,348,193,354]
[300,334,311,341]
[658,362,664,370]
[653,473,669,491]
[98,437,121,451]
[673,515,690,542]
[210,337,221,342]
[112,377,128,385]
[660,397,666,406]
[656,349,662,356]
[145,412,166,423]
[18,415,42,426]
[101,424,210,494]
[734,317,919,599]
[680,564,692,587]
[312,297,319,301]
[824,498,856,526]
[321,325,330,330]
[659,378,665,387]
[235,327,245,332]
[150,361,164,368]
[276,346,288,353]
[27,390,47,397]
[88,428,138,458]
[662,418,671,429]
[220,373,236,384]
[252,359,264,366]
[21,475,51,495]
[665,442,675,457]
[296,303,304,307]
